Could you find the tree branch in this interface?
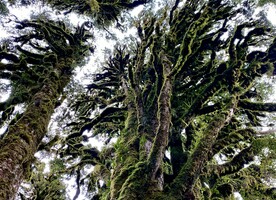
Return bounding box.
[210,146,254,177]
[169,105,235,199]
[239,100,276,112]
[148,52,172,182]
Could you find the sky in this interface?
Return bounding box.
[0,1,276,200]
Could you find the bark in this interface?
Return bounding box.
[170,127,186,179]
[148,53,173,186]
[109,53,174,200]
[0,59,71,200]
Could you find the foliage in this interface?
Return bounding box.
[18,160,67,200]
[0,12,93,200]
[45,0,151,28]
[51,0,276,199]
[1,0,276,199]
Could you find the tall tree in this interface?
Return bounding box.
[0,1,152,199]
[57,0,276,199]
[0,18,93,199]
[1,0,276,199]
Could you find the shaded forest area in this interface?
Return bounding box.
[0,0,276,199]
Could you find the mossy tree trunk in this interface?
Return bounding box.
[0,19,92,199]
[0,66,69,199]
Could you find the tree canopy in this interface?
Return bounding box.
[0,0,276,199]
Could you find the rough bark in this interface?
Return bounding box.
[147,53,173,188]
[0,59,71,200]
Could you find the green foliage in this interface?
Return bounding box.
[258,0,276,6]
[46,0,150,28]
[1,0,276,199]
[18,160,66,200]
[253,137,276,153]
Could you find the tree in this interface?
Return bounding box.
[0,1,150,199]
[59,0,276,199]
[1,0,276,199]
[0,18,93,199]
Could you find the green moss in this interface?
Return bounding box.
[87,0,100,12]
[117,161,148,200]
[252,137,276,153]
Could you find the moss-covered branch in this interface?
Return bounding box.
[210,146,254,177]
[169,106,235,199]
[239,100,276,112]
[147,52,172,182]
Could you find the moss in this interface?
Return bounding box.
[87,0,100,12]
[139,134,153,160]
[117,161,148,200]
[110,163,135,198]
[252,137,276,153]
[110,129,141,199]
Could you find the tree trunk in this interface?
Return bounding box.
[109,53,174,200]
[0,59,71,200]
